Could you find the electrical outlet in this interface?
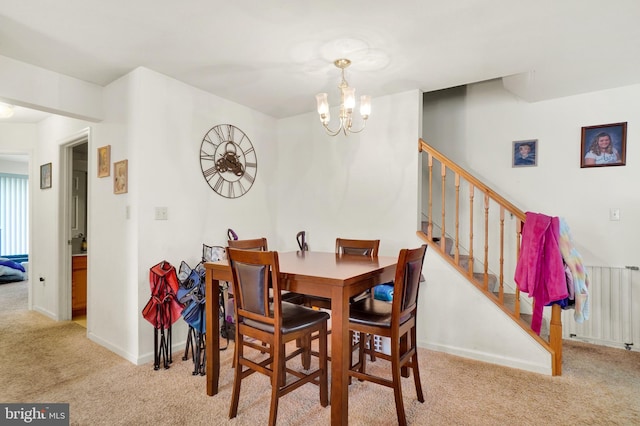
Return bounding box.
[154,207,168,220]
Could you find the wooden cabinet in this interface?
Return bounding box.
[72,255,87,316]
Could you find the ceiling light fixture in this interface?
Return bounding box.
[0,103,14,119]
[316,59,371,136]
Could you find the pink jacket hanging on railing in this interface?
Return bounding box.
[514,212,568,335]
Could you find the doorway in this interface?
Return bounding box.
[71,143,88,325]
[59,130,90,325]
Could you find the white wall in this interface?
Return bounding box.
[427,79,639,268]
[0,125,36,158]
[85,67,281,363]
[0,157,28,175]
[275,90,424,255]
[31,119,92,320]
[128,68,278,362]
[422,249,552,374]
[0,55,103,121]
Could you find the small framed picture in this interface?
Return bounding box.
[40,162,52,189]
[581,122,627,168]
[97,145,111,178]
[113,159,128,194]
[512,139,538,167]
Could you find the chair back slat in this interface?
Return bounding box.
[336,238,380,258]
[228,237,268,251]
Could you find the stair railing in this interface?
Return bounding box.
[418,138,562,375]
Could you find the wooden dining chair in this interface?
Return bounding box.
[336,237,380,258]
[227,237,306,359]
[290,237,381,310]
[228,236,306,305]
[227,237,268,251]
[348,244,428,426]
[287,237,381,365]
[227,248,329,426]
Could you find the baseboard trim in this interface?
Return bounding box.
[419,340,552,376]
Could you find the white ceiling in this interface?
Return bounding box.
[1,0,640,121]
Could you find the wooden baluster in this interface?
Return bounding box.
[468,184,474,276]
[515,218,522,319]
[483,193,489,290]
[427,153,433,240]
[499,207,505,304]
[454,173,460,265]
[440,162,446,252]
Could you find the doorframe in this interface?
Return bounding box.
[58,127,91,322]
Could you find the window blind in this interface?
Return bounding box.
[0,173,29,255]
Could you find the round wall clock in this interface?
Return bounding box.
[199,124,258,198]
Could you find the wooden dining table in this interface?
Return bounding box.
[204,250,397,426]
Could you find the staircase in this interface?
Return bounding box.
[418,139,562,375]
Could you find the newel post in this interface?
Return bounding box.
[549,303,562,376]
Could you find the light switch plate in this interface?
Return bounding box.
[609,208,620,221]
[155,207,168,220]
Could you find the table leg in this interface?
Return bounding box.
[205,270,220,396]
[331,286,349,426]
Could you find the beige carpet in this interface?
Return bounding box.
[1,279,639,425]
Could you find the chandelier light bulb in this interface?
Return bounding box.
[360,95,371,118]
[342,87,355,110]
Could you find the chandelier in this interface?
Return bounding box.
[315,59,371,136]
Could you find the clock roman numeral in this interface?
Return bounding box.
[213,126,226,143]
[242,172,255,185]
[202,166,218,179]
[225,125,234,142]
[203,134,220,150]
[229,180,247,197]
[213,176,225,193]
[200,152,216,161]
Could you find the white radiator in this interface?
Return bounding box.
[562,266,638,351]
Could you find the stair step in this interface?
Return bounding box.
[472,272,497,292]
[456,254,471,270]
[520,313,549,339]
[431,236,453,255]
[492,291,516,311]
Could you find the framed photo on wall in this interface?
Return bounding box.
[512,139,538,167]
[40,162,52,189]
[97,145,111,178]
[581,122,627,168]
[113,159,128,194]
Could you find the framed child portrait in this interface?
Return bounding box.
[97,145,111,178]
[113,159,128,194]
[512,139,538,167]
[580,122,627,168]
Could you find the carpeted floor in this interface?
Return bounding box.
[1,279,640,425]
